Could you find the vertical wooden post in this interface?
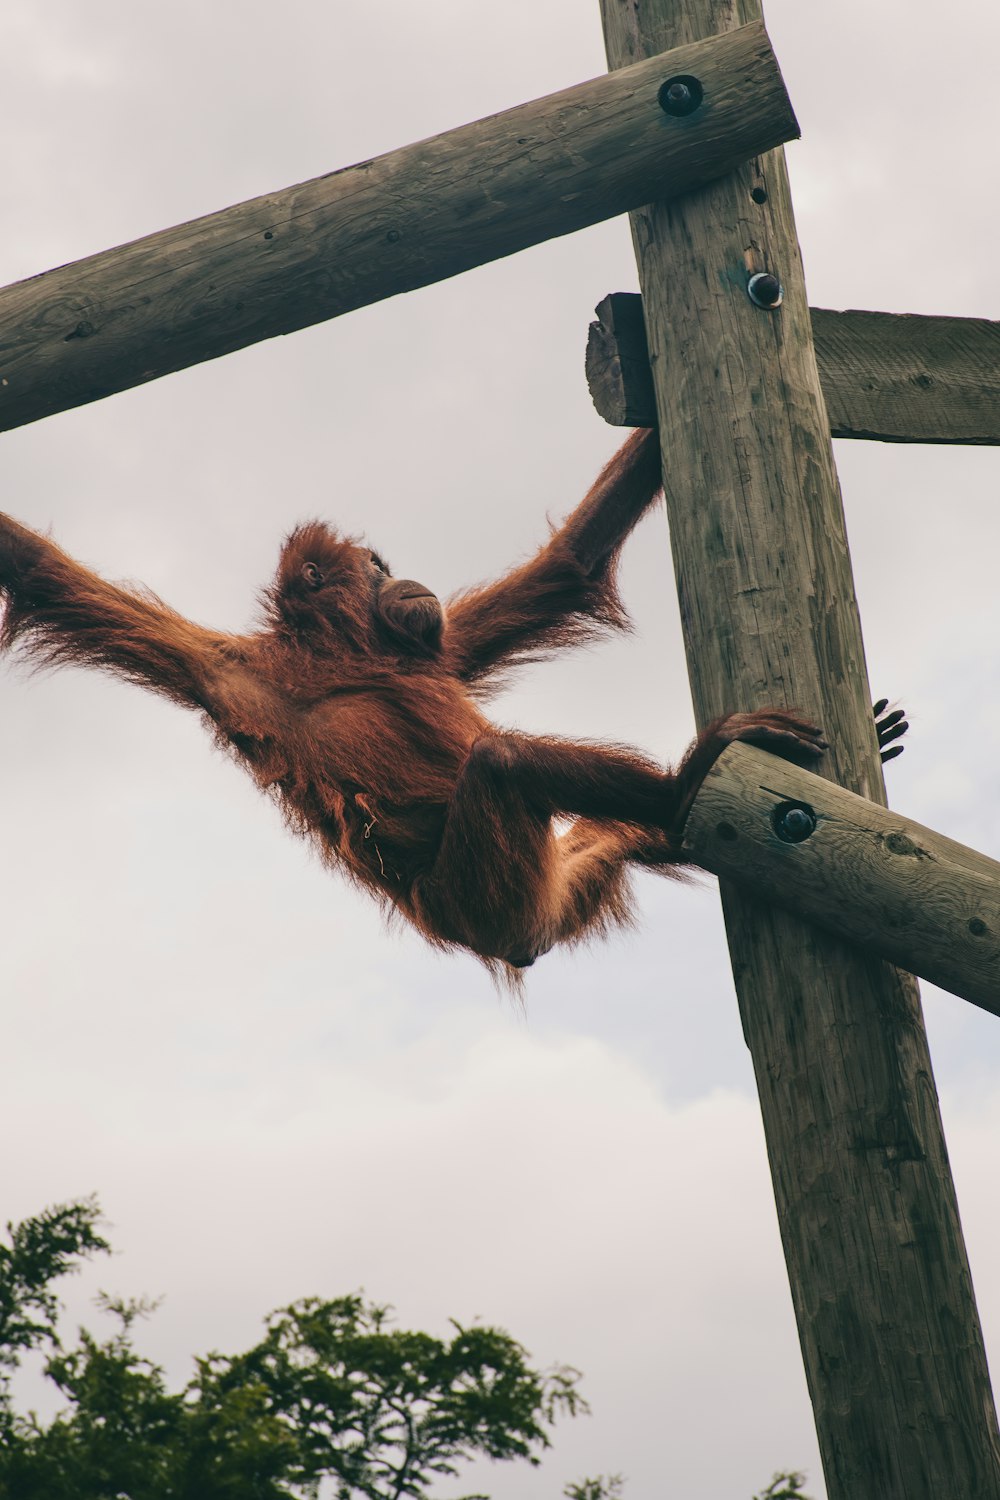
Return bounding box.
[598,2,1000,1495]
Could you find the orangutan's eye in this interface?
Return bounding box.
[302,562,323,588]
[369,552,391,577]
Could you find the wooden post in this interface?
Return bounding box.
[598,3,1000,1496]
[683,739,1000,1016]
[0,23,796,435]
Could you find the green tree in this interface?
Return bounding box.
[192,1293,586,1499]
[0,1200,812,1500]
[563,1477,625,1499]
[0,1200,585,1500]
[752,1473,813,1500]
[0,1196,110,1445]
[566,1471,813,1499]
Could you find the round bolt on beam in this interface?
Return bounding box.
[747,271,783,308]
[772,801,817,844]
[658,75,704,116]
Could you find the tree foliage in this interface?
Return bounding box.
[0,1199,811,1500]
[752,1473,814,1500]
[563,1476,625,1499]
[0,1200,585,1500]
[0,1197,110,1405]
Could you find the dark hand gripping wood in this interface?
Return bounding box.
[599,2,1000,1496]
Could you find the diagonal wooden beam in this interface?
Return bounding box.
[587,291,1000,443]
[683,740,1000,1017]
[0,22,797,435]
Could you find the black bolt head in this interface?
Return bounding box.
[772,802,816,844]
[658,75,704,117]
[748,272,783,309]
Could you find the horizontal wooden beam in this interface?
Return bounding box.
[0,22,796,435]
[683,741,1000,1017]
[587,292,1000,444]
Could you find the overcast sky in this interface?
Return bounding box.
[2,3,999,1496]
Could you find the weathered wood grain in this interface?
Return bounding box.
[0,23,796,434]
[684,740,1000,1015]
[585,293,659,427]
[813,306,1000,443]
[599,1,1000,1495]
[587,292,1000,443]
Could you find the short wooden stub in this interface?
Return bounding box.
[0,22,797,434]
[683,741,1000,1017]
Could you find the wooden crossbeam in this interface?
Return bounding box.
[684,741,1000,1017]
[0,22,796,435]
[587,291,1000,443]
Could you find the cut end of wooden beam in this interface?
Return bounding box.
[682,739,1000,1017]
[585,294,657,427]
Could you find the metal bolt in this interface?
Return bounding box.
[772,801,816,844]
[747,272,783,309]
[658,75,704,117]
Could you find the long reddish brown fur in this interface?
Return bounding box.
[0,429,825,980]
